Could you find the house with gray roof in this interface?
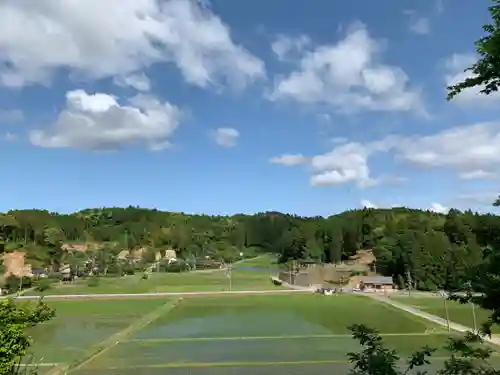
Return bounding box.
[358,276,395,292]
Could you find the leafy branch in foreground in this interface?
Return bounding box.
[0,298,55,375]
[347,324,435,375]
[447,0,500,100]
[347,325,499,375]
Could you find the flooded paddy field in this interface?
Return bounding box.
[26,299,168,365]
[64,294,455,375]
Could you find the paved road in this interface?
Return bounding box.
[369,294,500,347]
[5,288,309,301]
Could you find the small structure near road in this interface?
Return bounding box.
[357,276,395,292]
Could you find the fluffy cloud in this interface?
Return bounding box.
[269,22,423,114]
[444,53,500,107]
[309,142,377,188]
[114,73,151,92]
[269,154,307,166]
[395,122,500,179]
[459,170,497,180]
[0,0,265,90]
[29,90,181,151]
[429,203,448,214]
[271,35,310,61]
[272,121,500,189]
[409,17,430,35]
[213,127,239,147]
[404,10,431,35]
[360,200,377,209]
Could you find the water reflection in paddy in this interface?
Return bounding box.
[134,311,331,339]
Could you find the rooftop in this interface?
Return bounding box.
[360,276,393,285]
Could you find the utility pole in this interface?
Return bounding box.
[442,291,451,333]
[406,270,412,297]
[18,275,23,296]
[228,262,232,292]
[471,301,477,333]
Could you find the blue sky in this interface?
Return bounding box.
[1,0,499,216]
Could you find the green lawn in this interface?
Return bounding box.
[74,294,455,375]
[27,269,281,295]
[235,254,278,268]
[391,296,497,333]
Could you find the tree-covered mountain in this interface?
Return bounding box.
[1,206,500,291]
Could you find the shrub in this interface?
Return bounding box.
[87,276,100,287]
[164,261,189,273]
[34,279,52,292]
[4,275,32,294]
[122,264,136,276]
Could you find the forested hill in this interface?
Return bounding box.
[1,206,500,291]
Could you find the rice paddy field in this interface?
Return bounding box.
[390,295,498,333]
[25,294,463,375]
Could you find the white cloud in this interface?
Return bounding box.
[409,17,430,35]
[429,202,449,214]
[213,127,239,147]
[269,154,306,166]
[360,199,376,209]
[395,122,500,179]
[271,35,310,61]
[269,22,424,114]
[114,73,151,92]
[29,89,181,151]
[0,109,24,122]
[459,170,497,180]
[0,0,265,90]
[274,121,500,189]
[444,53,500,107]
[309,142,377,188]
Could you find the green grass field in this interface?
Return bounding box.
[26,255,280,296]
[390,295,498,333]
[234,254,278,268]
[26,268,279,296]
[23,294,463,375]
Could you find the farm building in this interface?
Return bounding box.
[358,276,395,292]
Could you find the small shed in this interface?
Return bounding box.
[358,276,394,292]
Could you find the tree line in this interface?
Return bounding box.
[1,205,500,292]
